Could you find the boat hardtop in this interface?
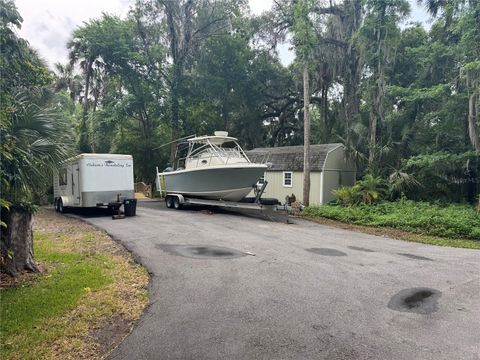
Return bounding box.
[187,133,238,145]
[180,131,252,169]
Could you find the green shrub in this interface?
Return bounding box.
[332,186,362,206]
[332,174,389,206]
[304,200,480,240]
[356,174,389,204]
[402,152,479,202]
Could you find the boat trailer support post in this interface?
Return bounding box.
[155,167,161,197]
[254,181,268,204]
[156,169,167,199]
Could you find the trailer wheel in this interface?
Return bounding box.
[173,197,182,210]
[54,198,59,212]
[165,196,174,209]
[58,198,66,213]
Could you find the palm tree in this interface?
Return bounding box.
[417,0,448,17]
[67,30,102,152]
[356,174,389,205]
[53,62,83,102]
[417,0,467,25]
[0,88,73,275]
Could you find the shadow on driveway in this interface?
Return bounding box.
[137,199,292,223]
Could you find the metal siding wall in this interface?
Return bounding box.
[321,146,356,204]
[310,172,321,205]
[322,170,339,203]
[340,171,355,186]
[324,146,355,171]
[260,171,321,205]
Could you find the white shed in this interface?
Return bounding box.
[246,143,356,205]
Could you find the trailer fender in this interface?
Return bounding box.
[58,196,73,207]
[55,196,70,213]
[174,194,185,204]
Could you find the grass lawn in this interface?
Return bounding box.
[303,200,480,249]
[0,209,149,360]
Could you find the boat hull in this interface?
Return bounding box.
[159,165,266,201]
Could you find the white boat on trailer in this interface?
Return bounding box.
[156,132,267,202]
[156,132,288,215]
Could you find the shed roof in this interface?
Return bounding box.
[246,143,342,171]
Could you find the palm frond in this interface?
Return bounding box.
[2,87,75,203]
[389,168,421,194]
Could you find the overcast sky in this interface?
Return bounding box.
[15,0,431,68]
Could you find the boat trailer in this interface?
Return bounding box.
[162,181,291,221]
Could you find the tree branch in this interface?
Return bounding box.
[312,5,345,17]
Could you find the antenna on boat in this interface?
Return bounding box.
[152,134,196,150]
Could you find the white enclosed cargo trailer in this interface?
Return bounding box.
[53,153,134,212]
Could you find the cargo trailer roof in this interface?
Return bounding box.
[68,153,133,161]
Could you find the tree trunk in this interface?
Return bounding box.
[370,65,385,166]
[368,3,386,167]
[303,65,311,207]
[79,59,93,153]
[83,60,92,115]
[369,107,377,165]
[323,84,332,141]
[342,0,362,148]
[468,91,480,151]
[322,86,326,135]
[0,207,39,276]
[223,85,229,131]
[170,66,181,166]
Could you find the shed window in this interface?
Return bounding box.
[283,171,292,187]
[59,168,67,186]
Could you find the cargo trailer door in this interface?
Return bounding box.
[72,164,81,205]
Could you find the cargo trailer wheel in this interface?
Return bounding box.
[165,196,174,209]
[173,197,182,210]
[58,199,66,213]
[54,198,59,212]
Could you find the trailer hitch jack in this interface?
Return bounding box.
[112,193,125,220]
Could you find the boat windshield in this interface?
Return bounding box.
[190,141,245,159]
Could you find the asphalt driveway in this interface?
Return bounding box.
[76,201,480,360]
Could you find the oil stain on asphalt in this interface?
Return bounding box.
[306,248,347,256]
[348,246,375,252]
[398,253,433,261]
[388,287,442,314]
[156,244,246,259]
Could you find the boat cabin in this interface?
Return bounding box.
[176,132,251,170]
